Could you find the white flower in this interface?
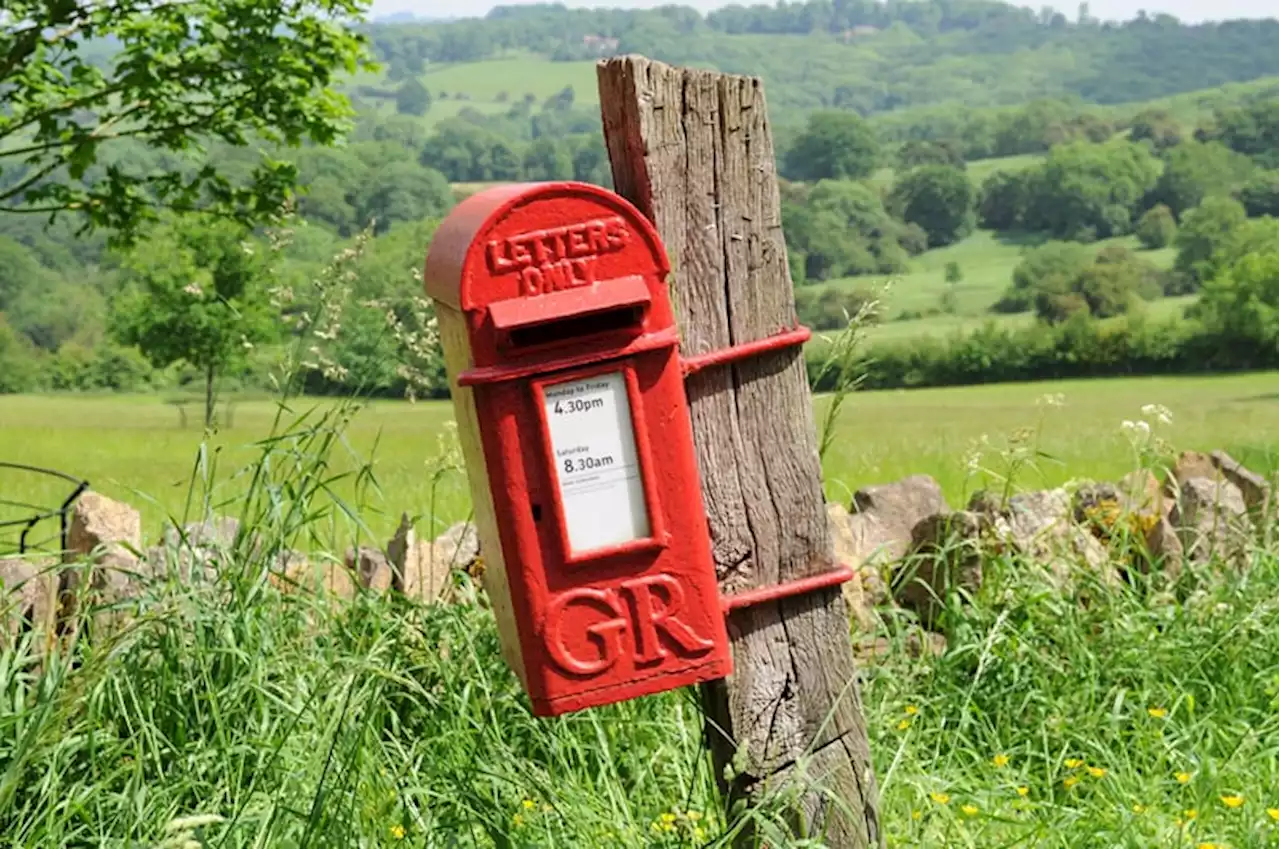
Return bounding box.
[1140,404,1173,426]
[183,282,203,296]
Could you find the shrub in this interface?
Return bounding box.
[795,287,879,331]
[1135,204,1177,249]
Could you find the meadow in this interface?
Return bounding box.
[1,371,1274,551]
[0,371,1275,848]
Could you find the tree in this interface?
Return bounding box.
[1237,171,1279,219]
[978,170,1031,231]
[1128,108,1182,150]
[1187,240,1279,364]
[1143,141,1255,218]
[1020,140,1161,240]
[889,165,975,247]
[783,111,879,181]
[994,240,1092,313]
[944,261,964,283]
[354,162,453,233]
[0,0,371,247]
[897,139,966,170]
[110,218,275,427]
[522,139,573,181]
[781,180,911,281]
[1135,204,1177,249]
[1173,196,1248,283]
[395,78,433,117]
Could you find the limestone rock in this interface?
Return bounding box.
[1210,450,1271,515]
[1119,469,1171,517]
[826,503,876,633]
[409,522,481,603]
[344,545,392,592]
[1171,451,1220,486]
[894,511,985,628]
[970,489,1113,585]
[0,558,57,652]
[844,475,950,605]
[64,491,144,639]
[1170,477,1252,564]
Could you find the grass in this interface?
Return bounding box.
[869,152,1044,192]
[1,372,1275,551]
[0,377,1275,847]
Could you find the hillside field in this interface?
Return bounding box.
[1,372,1273,550]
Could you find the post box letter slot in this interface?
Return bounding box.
[489,275,651,349]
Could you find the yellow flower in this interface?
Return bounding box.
[961,804,979,817]
[687,810,702,822]
[911,810,922,820]
[992,754,1010,768]
[1148,707,1168,718]
[513,813,525,827]
[1063,775,1081,789]
[1269,807,1280,822]
[896,719,912,731]
[1016,786,1029,797]
[694,827,706,840]
[1086,766,1107,779]
[1184,808,1198,820]
[521,799,536,810]
[1196,843,1220,849]
[904,705,919,716]
[1175,771,1192,784]
[1065,758,1084,769]
[660,812,676,825]
[1133,803,1148,813]
[929,792,951,805]
[390,824,405,840]
[1220,795,1245,809]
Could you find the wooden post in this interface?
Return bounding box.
[597,56,882,847]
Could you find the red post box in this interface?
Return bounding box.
[424,181,733,715]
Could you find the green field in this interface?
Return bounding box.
[810,229,1180,328]
[1,372,1274,550]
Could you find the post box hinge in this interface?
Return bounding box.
[720,565,855,615]
[680,325,811,378]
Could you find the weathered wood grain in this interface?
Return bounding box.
[598,55,882,848]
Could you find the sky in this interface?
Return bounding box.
[372,0,1278,25]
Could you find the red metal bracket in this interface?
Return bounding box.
[680,325,811,378]
[720,566,855,615]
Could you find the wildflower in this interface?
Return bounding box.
[1016,787,1029,797]
[904,705,919,716]
[929,792,951,805]
[1086,766,1107,779]
[1148,707,1168,718]
[1063,775,1080,789]
[1176,771,1193,784]
[513,813,524,826]
[1141,404,1173,426]
[522,799,536,810]
[911,810,922,820]
[390,824,405,840]
[694,827,706,840]
[660,813,677,825]
[1220,795,1245,809]
[1065,758,1084,769]
[896,719,911,731]
[961,804,979,817]
[1185,809,1198,820]
[1196,843,1220,849]
[687,811,703,822]
[992,754,1010,768]
[1132,804,1147,813]
[1268,807,1279,822]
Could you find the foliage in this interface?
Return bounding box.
[783,111,880,182]
[353,161,453,234]
[944,261,964,284]
[897,140,967,170]
[1128,107,1183,149]
[995,241,1165,321]
[1020,140,1163,240]
[977,170,1032,231]
[795,286,880,331]
[889,165,976,248]
[1237,170,1279,218]
[1173,196,1249,283]
[1187,243,1280,358]
[1144,141,1257,218]
[0,0,372,246]
[782,180,915,282]
[110,218,276,426]
[1195,92,1280,166]
[1135,204,1177,249]
[395,78,433,116]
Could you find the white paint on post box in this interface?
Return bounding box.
[543,371,650,553]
